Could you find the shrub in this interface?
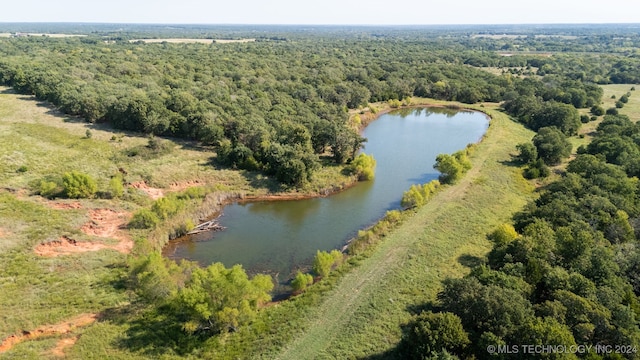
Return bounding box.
[63,171,97,199]
[388,99,402,108]
[434,154,464,184]
[488,224,518,246]
[514,142,538,164]
[39,180,61,198]
[291,271,314,292]
[109,174,124,198]
[580,115,590,123]
[151,197,181,219]
[347,153,376,181]
[590,106,605,116]
[401,312,470,358]
[401,180,441,209]
[177,186,207,200]
[16,165,28,173]
[129,209,160,229]
[606,107,619,115]
[313,250,342,278]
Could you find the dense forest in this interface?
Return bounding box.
[1,25,639,185]
[2,24,640,359]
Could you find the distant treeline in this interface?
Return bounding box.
[0,29,638,185]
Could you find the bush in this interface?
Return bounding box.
[488,224,518,246]
[580,115,590,124]
[532,127,572,165]
[312,249,343,278]
[514,142,538,164]
[434,154,464,184]
[401,180,441,209]
[347,153,376,181]
[16,165,28,173]
[401,312,470,358]
[291,271,314,292]
[388,99,402,108]
[523,159,550,179]
[151,197,181,219]
[109,174,124,198]
[39,180,62,198]
[129,209,160,229]
[62,171,97,199]
[590,106,605,116]
[606,107,619,115]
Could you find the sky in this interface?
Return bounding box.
[1,0,639,25]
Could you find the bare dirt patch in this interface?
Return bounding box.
[81,208,133,253]
[51,336,79,357]
[35,208,133,257]
[130,181,164,199]
[34,236,111,257]
[169,179,203,192]
[49,201,82,210]
[0,313,97,353]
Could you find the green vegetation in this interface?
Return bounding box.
[532,126,573,165]
[405,110,640,358]
[346,153,377,180]
[401,180,441,209]
[291,271,314,293]
[1,23,640,359]
[62,171,98,199]
[312,250,343,278]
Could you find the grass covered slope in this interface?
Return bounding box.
[275,104,535,359]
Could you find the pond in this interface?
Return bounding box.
[166,107,489,282]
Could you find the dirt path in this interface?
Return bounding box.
[0,314,97,353]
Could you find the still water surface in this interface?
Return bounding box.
[167,107,489,279]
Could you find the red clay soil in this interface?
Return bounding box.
[34,236,112,257]
[168,180,203,192]
[0,313,97,353]
[130,181,164,199]
[49,201,82,210]
[34,208,133,257]
[51,336,80,357]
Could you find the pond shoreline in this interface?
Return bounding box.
[162,103,491,272]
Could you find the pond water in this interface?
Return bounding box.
[166,107,489,281]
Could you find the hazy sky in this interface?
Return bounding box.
[1,0,639,25]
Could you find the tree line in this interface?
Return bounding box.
[2,30,637,185]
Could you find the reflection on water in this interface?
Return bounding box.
[168,107,489,283]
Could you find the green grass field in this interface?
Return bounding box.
[4,84,634,358]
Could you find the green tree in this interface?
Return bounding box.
[109,174,124,198]
[291,271,314,292]
[347,153,377,181]
[401,312,470,359]
[532,127,572,165]
[129,209,160,229]
[62,171,97,199]
[488,224,519,247]
[174,263,273,333]
[312,250,342,277]
[434,154,463,184]
[515,142,538,164]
